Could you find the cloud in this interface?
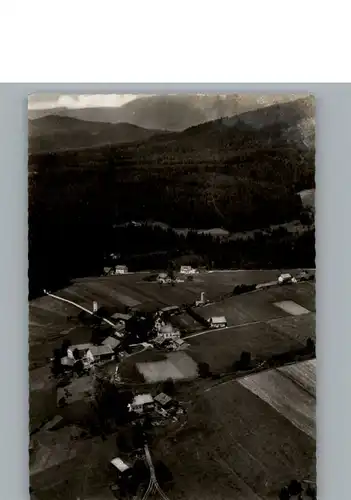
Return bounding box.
[28,93,144,110]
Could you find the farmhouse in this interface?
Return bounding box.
[114,265,128,274]
[128,394,154,414]
[157,324,181,341]
[180,265,197,275]
[86,345,115,364]
[208,316,227,328]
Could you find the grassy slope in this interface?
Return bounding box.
[153,376,315,500]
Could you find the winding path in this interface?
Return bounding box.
[43,289,117,328]
[141,443,171,500]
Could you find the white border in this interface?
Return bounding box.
[1,1,351,82]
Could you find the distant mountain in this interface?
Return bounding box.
[28,115,163,154]
[129,96,316,155]
[28,93,311,131]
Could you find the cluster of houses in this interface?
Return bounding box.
[103,264,201,280]
[127,390,185,422]
[56,299,191,377]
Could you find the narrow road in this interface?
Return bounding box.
[142,443,171,500]
[43,290,117,328]
[183,315,287,340]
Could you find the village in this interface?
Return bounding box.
[29,264,317,500]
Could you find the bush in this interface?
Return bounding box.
[233,351,252,371]
[305,337,316,355]
[288,480,302,496]
[197,362,211,378]
[162,378,176,396]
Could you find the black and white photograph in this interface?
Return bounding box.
[28,92,316,500]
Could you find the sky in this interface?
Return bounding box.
[28,93,147,110]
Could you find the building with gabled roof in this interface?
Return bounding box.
[208,316,227,328]
[86,344,115,364]
[128,394,154,414]
[154,392,173,408]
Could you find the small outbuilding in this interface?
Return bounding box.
[110,457,133,480]
[154,392,173,409]
[208,316,227,329]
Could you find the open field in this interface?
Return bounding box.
[273,300,310,316]
[30,432,120,500]
[29,271,313,369]
[186,321,305,372]
[152,361,316,500]
[195,281,315,326]
[136,351,198,383]
[29,275,315,377]
[277,359,316,398]
[238,361,316,439]
[170,312,204,333]
[269,313,316,343]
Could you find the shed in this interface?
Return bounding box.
[158,323,181,340]
[111,457,132,473]
[154,392,173,408]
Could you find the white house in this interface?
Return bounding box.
[114,265,128,274]
[157,323,181,341]
[128,394,154,414]
[278,273,297,285]
[180,265,197,275]
[86,345,115,364]
[208,316,227,329]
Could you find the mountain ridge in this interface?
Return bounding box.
[28,93,312,131]
[28,116,165,154]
